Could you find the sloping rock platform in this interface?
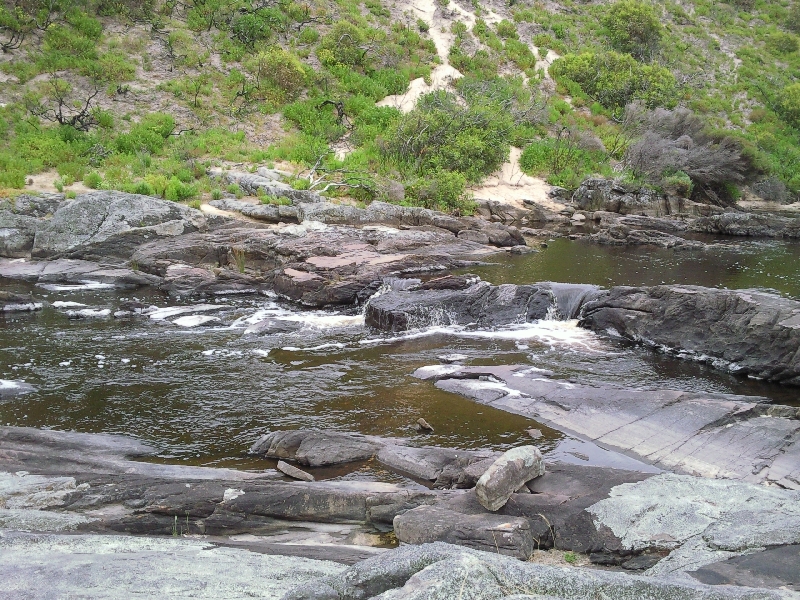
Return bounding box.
[414,364,800,489]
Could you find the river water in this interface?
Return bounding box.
[2,237,799,477]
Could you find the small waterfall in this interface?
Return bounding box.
[543,283,600,320]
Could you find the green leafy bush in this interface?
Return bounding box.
[115,113,175,155]
[407,169,474,213]
[317,21,371,68]
[164,176,196,201]
[551,51,678,111]
[779,83,800,128]
[767,32,799,55]
[84,172,103,189]
[602,0,663,60]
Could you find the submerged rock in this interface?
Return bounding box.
[0,291,42,313]
[277,460,315,482]
[475,446,546,511]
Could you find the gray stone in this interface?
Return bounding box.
[418,364,799,488]
[393,504,535,559]
[249,430,383,467]
[32,191,209,260]
[0,532,344,599]
[475,446,545,511]
[580,284,800,386]
[458,229,490,244]
[376,445,463,481]
[690,545,800,592]
[590,225,706,250]
[277,460,315,482]
[280,542,795,599]
[0,291,42,313]
[0,380,36,400]
[0,211,40,257]
[691,212,800,238]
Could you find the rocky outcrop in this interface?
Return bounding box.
[31,191,211,259]
[209,198,299,223]
[580,285,800,385]
[589,225,706,250]
[415,364,800,489]
[208,168,324,204]
[572,179,723,218]
[690,212,800,238]
[475,446,545,511]
[281,542,796,599]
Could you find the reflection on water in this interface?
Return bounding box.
[1,238,799,473]
[466,238,800,299]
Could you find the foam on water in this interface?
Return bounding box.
[280,342,347,352]
[360,319,608,352]
[38,280,115,291]
[65,309,111,318]
[172,315,220,327]
[147,305,224,321]
[52,302,87,308]
[0,380,22,390]
[232,302,364,331]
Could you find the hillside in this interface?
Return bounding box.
[1,0,799,212]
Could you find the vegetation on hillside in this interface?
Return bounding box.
[1,0,798,209]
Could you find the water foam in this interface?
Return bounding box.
[280,342,347,352]
[38,280,115,291]
[147,305,224,321]
[232,302,364,331]
[172,315,220,327]
[360,319,607,352]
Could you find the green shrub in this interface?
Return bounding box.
[662,170,693,196]
[551,51,678,111]
[65,190,77,199]
[601,0,663,60]
[317,21,371,68]
[417,18,429,33]
[496,20,518,39]
[383,89,514,182]
[779,83,800,128]
[83,172,103,189]
[164,176,196,201]
[115,113,175,154]
[407,169,474,213]
[767,32,799,54]
[129,181,156,196]
[211,188,223,200]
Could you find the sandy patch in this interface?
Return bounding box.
[25,170,92,195]
[527,549,591,568]
[470,147,560,210]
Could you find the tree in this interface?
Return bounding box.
[24,77,102,131]
[601,0,662,61]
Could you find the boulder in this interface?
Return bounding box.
[572,178,668,216]
[475,446,545,511]
[249,430,382,467]
[393,505,536,559]
[580,284,800,385]
[0,212,40,257]
[32,191,210,260]
[1,192,63,217]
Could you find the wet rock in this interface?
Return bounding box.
[590,226,706,250]
[0,257,162,289]
[277,460,315,482]
[249,430,383,467]
[689,545,800,591]
[581,285,800,386]
[475,446,545,511]
[592,211,689,232]
[243,318,303,335]
[527,429,543,439]
[393,505,536,559]
[31,191,211,260]
[0,291,42,313]
[365,281,554,332]
[691,212,800,238]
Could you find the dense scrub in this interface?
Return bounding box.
[0,0,799,207]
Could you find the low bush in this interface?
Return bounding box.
[601,0,663,60]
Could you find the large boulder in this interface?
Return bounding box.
[0,212,40,257]
[32,191,210,260]
[475,446,546,511]
[580,285,800,385]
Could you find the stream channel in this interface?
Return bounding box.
[2,237,799,482]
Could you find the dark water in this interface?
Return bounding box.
[1,238,799,474]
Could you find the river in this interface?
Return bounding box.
[2,237,798,478]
